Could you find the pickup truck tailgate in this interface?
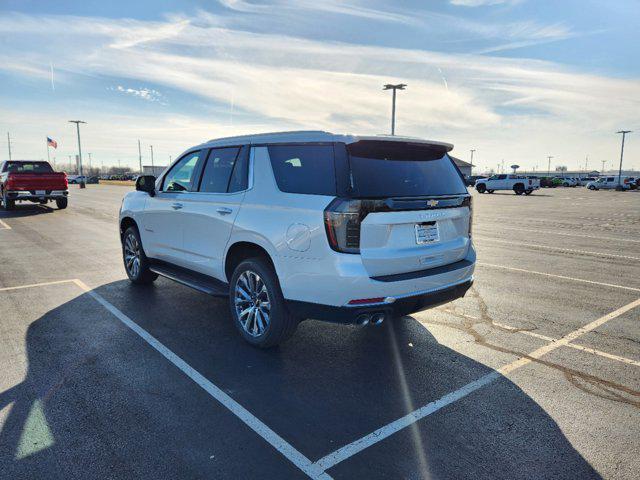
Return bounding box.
[8,173,68,190]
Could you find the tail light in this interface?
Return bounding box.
[63,173,68,188]
[324,198,366,254]
[5,174,17,190]
[462,196,473,237]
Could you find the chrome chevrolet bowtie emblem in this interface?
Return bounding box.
[426,199,439,207]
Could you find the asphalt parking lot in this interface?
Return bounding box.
[0,185,638,479]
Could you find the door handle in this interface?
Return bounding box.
[217,207,233,215]
[171,203,183,210]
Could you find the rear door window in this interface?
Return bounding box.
[198,147,241,193]
[347,141,467,198]
[267,144,336,195]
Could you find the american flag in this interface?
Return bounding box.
[47,137,58,149]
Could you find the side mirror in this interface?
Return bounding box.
[136,175,156,196]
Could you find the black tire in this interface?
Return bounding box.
[55,198,68,209]
[524,189,533,195]
[122,226,158,284]
[3,193,14,211]
[487,189,495,194]
[476,184,486,194]
[513,184,525,195]
[229,257,298,348]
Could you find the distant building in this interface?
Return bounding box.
[449,156,473,178]
[142,165,167,176]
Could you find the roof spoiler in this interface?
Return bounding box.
[346,140,453,161]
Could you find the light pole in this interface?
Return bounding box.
[138,139,143,174]
[383,83,406,135]
[69,120,87,188]
[6,132,12,161]
[87,152,92,175]
[470,149,476,173]
[615,130,631,190]
[601,160,606,174]
[547,156,553,176]
[149,145,155,172]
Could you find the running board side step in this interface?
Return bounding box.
[149,261,229,297]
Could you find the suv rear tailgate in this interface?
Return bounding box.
[360,206,470,277]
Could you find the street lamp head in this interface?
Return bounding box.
[616,130,632,134]
[68,120,87,124]
[383,83,407,90]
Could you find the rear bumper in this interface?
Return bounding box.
[6,190,68,201]
[287,279,473,324]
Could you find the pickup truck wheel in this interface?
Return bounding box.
[230,258,298,348]
[476,184,486,193]
[2,194,14,210]
[55,198,68,209]
[513,185,525,195]
[487,189,495,194]
[524,189,533,195]
[122,226,158,284]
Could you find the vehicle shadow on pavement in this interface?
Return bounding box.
[0,204,55,218]
[0,279,602,479]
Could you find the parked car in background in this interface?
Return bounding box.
[578,177,596,186]
[87,176,100,184]
[559,177,578,187]
[68,175,87,184]
[0,160,68,210]
[475,174,540,195]
[119,131,475,347]
[465,175,486,187]
[540,177,555,188]
[586,176,632,190]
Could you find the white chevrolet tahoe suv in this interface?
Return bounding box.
[119,131,475,347]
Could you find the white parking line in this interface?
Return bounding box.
[71,280,331,480]
[437,311,640,368]
[0,219,11,230]
[478,263,640,293]
[313,298,640,472]
[0,279,76,292]
[475,225,640,244]
[476,236,640,261]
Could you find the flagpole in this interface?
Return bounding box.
[46,138,50,163]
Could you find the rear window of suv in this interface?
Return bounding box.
[346,141,467,198]
[267,144,336,195]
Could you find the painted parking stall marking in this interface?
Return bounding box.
[71,279,333,480]
[0,219,11,230]
[313,298,640,473]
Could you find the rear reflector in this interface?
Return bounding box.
[348,297,385,305]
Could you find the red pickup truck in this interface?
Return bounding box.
[0,160,69,210]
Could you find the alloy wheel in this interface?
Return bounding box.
[234,270,271,337]
[124,233,141,278]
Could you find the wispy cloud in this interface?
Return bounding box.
[111,85,164,102]
[0,10,637,169]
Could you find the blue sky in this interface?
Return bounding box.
[0,0,638,172]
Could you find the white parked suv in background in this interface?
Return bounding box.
[586,176,632,190]
[475,174,540,195]
[119,131,475,347]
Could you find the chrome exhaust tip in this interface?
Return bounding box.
[371,313,385,326]
[356,314,371,326]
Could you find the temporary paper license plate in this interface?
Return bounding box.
[415,222,439,244]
